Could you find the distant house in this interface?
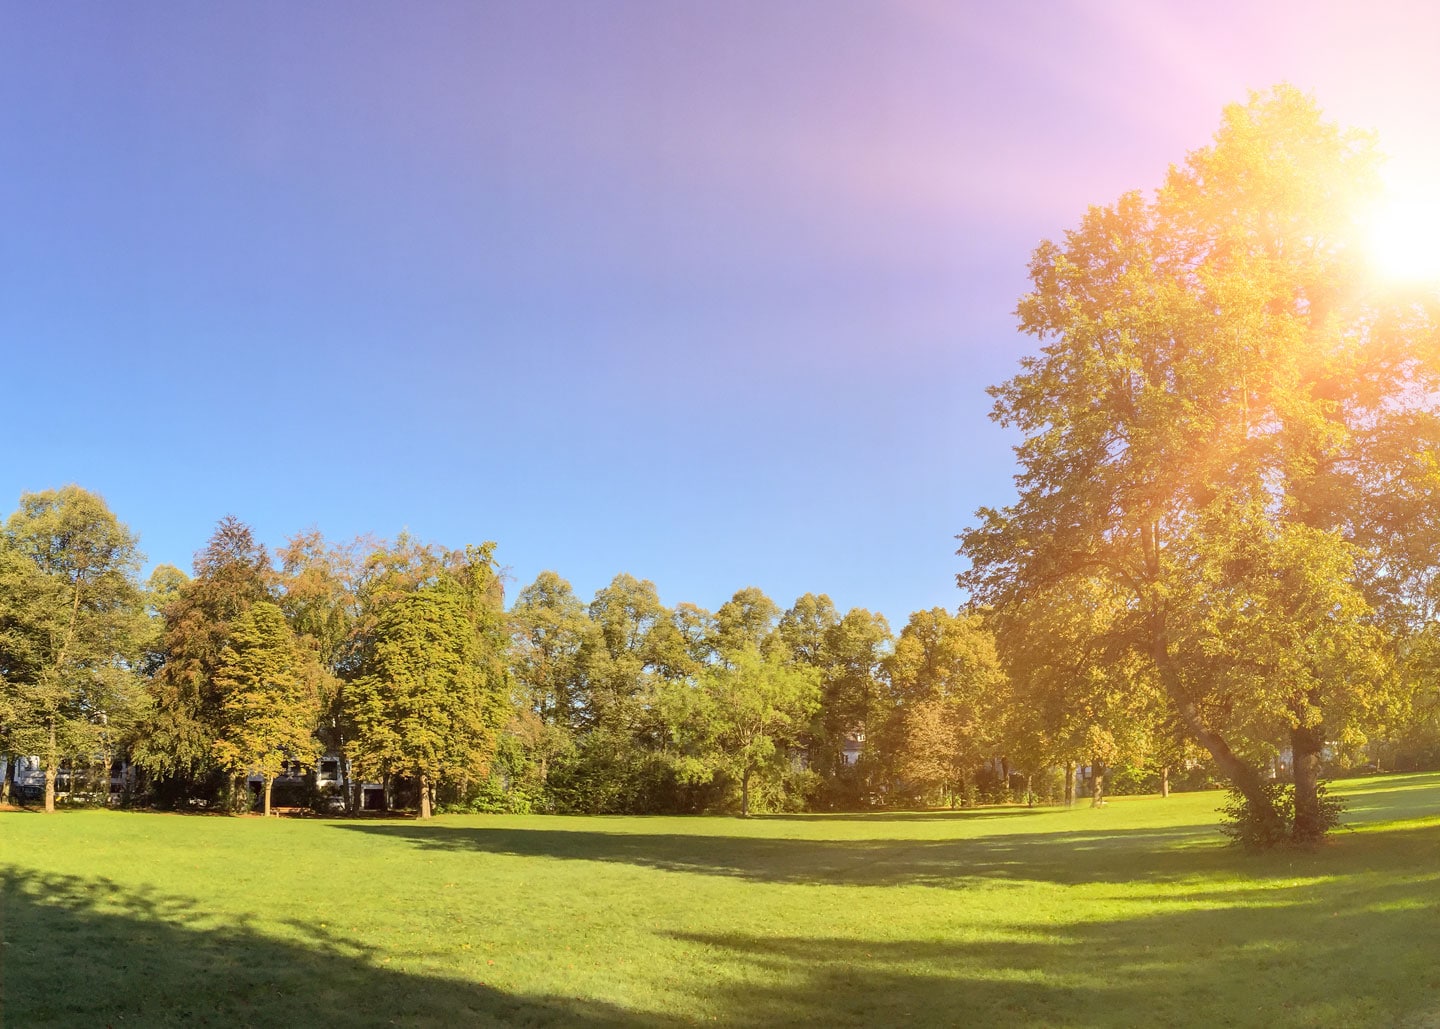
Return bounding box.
[242,753,388,812]
[4,754,135,804]
[792,733,865,774]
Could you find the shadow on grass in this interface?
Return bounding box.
[8,824,1440,1027]
[0,868,655,1028]
[333,820,1247,889]
[658,834,1440,1026]
[752,805,1060,823]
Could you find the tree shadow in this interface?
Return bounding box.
[652,825,1440,1025]
[333,820,1245,889]
[753,805,1060,823]
[1,868,664,1028]
[9,820,1440,1027]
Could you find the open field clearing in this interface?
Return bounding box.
[4,774,1440,1027]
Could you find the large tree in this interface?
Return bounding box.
[508,571,596,799]
[276,529,364,803]
[960,87,1440,842]
[664,644,820,816]
[212,601,320,816]
[812,606,892,803]
[882,609,1004,807]
[561,573,675,812]
[348,580,508,818]
[132,516,272,802]
[0,487,146,812]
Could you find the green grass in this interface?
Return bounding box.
[4,775,1440,1027]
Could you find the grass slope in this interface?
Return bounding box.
[3,775,1439,1027]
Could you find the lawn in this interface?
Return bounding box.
[3,775,1439,1027]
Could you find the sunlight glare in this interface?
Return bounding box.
[1365,186,1440,284]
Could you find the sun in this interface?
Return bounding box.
[1364,187,1440,284]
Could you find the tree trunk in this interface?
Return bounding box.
[1,755,12,805]
[1026,773,1035,808]
[1291,722,1325,842]
[1090,762,1105,807]
[1064,761,1075,808]
[1157,636,1285,837]
[263,776,273,817]
[338,748,353,814]
[419,772,432,819]
[740,767,751,818]
[44,723,57,813]
[1160,765,1170,798]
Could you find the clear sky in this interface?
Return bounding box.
[4,1,1438,626]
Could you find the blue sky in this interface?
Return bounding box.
[4,2,1438,626]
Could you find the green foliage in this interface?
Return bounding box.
[1107,765,1160,796]
[132,517,273,792]
[437,775,536,815]
[211,601,320,802]
[348,578,509,813]
[664,644,820,815]
[1220,780,1346,850]
[960,86,1440,838]
[712,587,780,656]
[880,609,1004,805]
[0,487,147,811]
[814,607,891,780]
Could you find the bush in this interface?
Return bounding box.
[972,767,1007,805]
[1219,780,1345,849]
[437,777,535,815]
[1107,765,1159,796]
[1028,767,1065,805]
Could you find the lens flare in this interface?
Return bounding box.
[1365,189,1440,284]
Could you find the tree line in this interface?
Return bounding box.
[0,493,1034,818]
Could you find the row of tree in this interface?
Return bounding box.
[0,491,1034,818]
[2,458,1436,828]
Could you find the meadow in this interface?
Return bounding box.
[3,774,1439,1027]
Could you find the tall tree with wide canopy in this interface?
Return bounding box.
[960,87,1440,842]
[664,644,820,816]
[882,609,1004,807]
[276,529,365,803]
[0,487,146,812]
[348,579,509,818]
[508,571,597,797]
[555,573,677,812]
[810,607,891,801]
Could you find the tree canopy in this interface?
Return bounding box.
[960,86,1440,842]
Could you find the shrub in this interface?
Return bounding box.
[1219,780,1345,849]
[437,777,535,815]
[1107,765,1159,796]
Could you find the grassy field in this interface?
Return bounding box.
[3,775,1439,1027]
